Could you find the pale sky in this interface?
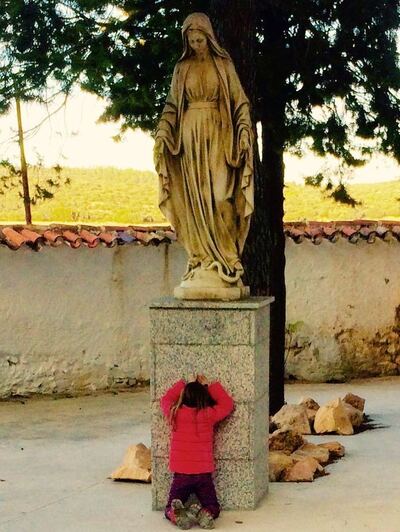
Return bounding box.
[0,88,398,184]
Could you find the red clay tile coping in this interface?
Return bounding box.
[0,221,399,251]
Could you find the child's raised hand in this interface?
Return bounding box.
[197,374,208,385]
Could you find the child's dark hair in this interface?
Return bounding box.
[170,381,216,426]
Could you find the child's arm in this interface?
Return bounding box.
[207,381,234,423]
[160,380,185,418]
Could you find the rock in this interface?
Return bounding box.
[269,452,296,482]
[291,442,330,465]
[377,360,398,375]
[299,397,320,423]
[314,398,354,435]
[343,393,365,412]
[282,456,325,482]
[343,402,364,428]
[110,443,151,482]
[271,404,311,434]
[299,396,320,412]
[318,441,345,459]
[269,429,305,454]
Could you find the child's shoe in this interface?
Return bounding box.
[197,508,215,529]
[186,502,202,523]
[171,499,192,530]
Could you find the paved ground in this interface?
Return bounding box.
[1,378,399,532]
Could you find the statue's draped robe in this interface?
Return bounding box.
[156,56,254,283]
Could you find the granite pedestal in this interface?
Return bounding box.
[150,297,273,510]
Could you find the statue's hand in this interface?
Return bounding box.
[239,130,250,154]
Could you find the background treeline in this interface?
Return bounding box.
[0,166,398,225]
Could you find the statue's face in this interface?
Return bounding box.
[187,29,208,55]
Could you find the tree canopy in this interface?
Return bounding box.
[1,1,399,168]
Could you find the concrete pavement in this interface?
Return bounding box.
[1,378,399,532]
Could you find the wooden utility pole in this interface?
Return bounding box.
[15,98,32,225]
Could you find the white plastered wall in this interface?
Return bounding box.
[0,243,185,396]
[0,237,399,396]
[284,237,400,381]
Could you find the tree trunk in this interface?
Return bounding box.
[16,98,32,225]
[209,0,256,101]
[209,0,286,414]
[261,132,286,415]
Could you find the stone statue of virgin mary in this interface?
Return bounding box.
[154,12,254,300]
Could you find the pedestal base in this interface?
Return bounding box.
[174,285,250,300]
[174,266,249,301]
[150,297,273,510]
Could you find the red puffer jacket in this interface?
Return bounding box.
[160,380,234,474]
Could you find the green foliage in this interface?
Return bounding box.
[304,170,361,206]
[0,166,398,224]
[77,0,400,166]
[1,1,399,165]
[0,160,70,206]
[0,0,112,109]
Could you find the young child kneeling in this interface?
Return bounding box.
[160,375,234,529]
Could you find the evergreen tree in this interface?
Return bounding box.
[72,0,400,412]
[1,1,399,410]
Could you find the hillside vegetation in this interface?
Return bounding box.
[0,166,399,225]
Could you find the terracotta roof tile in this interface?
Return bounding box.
[42,229,64,246]
[0,221,399,251]
[98,231,118,247]
[359,226,376,243]
[80,229,100,248]
[322,226,340,242]
[375,225,392,241]
[304,226,324,244]
[62,230,82,248]
[392,225,400,240]
[1,227,27,250]
[285,227,305,243]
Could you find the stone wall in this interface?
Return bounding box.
[0,237,399,396]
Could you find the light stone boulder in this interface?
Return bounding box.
[269,429,305,454]
[343,402,364,428]
[314,398,354,435]
[299,396,320,423]
[271,404,311,434]
[282,456,325,482]
[318,441,345,459]
[291,442,330,465]
[111,443,151,482]
[343,392,366,412]
[269,452,297,482]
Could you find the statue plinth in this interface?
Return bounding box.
[173,267,250,300]
[150,296,273,510]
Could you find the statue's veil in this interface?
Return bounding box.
[179,12,231,61]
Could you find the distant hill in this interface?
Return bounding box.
[0,166,399,224]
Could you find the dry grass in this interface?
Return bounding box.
[0,166,399,224]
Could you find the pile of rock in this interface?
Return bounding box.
[268,392,365,482]
[269,429,345,482]
[271,392,366,436]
